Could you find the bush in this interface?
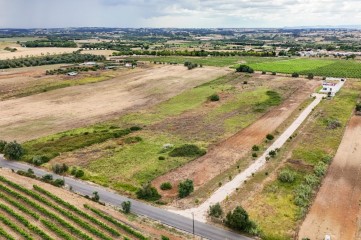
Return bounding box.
[161,236,170,240]
[178,179,194,198]
[160,182,172,190]
[209,94,220,102]
[71,168,85,178]
[3,141,23,160]
[325,118,341,129]
[272,72,276,75]
[269,150,276,158]
[304,174,320,187]
[169,144,206,157]
[92,192,100,202]
[41,174,53,181]
[252,145,259,151]
[130,126,142,131]
[53,179,65,187]
[209,203,223,218]
[124,136,142,144]
[294,184,312,207]
[0,140,7,153]
[243,80,248,84]
[236,64,254,73]
[266,134,274,140]
[121,201,131,214]
[292,72,299,78]
[252,153,258,158]
[158,156,165,160]
[225,206,256,233]
[52,163,68,174]
[278,169,296,183]
[262,71,266,74]
[314,161,327,177]
[136,183,161,201]
[32,156,44,166]
[307,73,314,79]
[356,103,361,112]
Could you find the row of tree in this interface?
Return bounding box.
[23,40,77,48]
[0,52,105,69]
[112,49,276,57]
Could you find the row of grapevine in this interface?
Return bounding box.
[0,214,33,240]
[0,225,16,240]
[84,204,149,240]
[0,202,52,240]
[0,180,93,240]
[33,185,121,237]
[0,191,40,219]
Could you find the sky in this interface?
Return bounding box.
[0,0,360,28]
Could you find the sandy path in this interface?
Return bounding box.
[153,80,319,197]
[298,115,361,240]
[173,94,325,222]
[0,65,229,142]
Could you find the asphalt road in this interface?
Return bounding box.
[0,156,252,240]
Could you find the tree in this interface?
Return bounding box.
[178,179,194,198]
[236,64,254,73]
[92,191,100,202]
[252,145,259,151]
[121,201,131,214]
[292,72,299,78]
[0,140,7,153]
[225,206,255,232]
[266,134,274,140]
[136,183,161,201]
[3,141,24,160]
[209,203,223,218]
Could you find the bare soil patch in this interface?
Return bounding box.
[152,80,319,198]
[0,65,229,142]
[298,115,361,240]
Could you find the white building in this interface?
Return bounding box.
[319,77,346,96]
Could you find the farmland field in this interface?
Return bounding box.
[249,58,361,78]
[221,80,361,239]
[0,168,187,240]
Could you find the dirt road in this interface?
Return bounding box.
[298,115,361,240]
[0,65,229,142]
[153,80,319,198]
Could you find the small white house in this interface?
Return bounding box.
[67,72,78,76]
[81,62,97,66]
[319,77,346,96]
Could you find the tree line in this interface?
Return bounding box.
[22,40,77,48]
[112,49,276,57]
[0,52,105,69]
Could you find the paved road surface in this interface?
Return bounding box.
[0,155,252,240]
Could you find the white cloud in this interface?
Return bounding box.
[0,0,359,28]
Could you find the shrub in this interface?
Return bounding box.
[304,174,320,187]
[278,169,296,183]
[178,179,194,198]
[243,80,248,84]
[307,73,314,79]
[209,94,220,102]
[71,168,85,178]
[53,179,65,187]
[252,145,259,151]
[0,140,7,153]
[160,182,172,190]
[3,141,23,160]
[209,203,223,218]
[292,72,299,78]
[236,64,254,73]
[41,174,53,181]
[92,191,100,202]
[225,206,256,233]
[356,103,361,112]
[158,156,165,160]
[272,72,276,75]
[294,184,312,207]
[252,153,258,158]
[314,161,327,177]
[269,150,276,158]
[121,201,131,214]
[161,236,170,240]
[325,118,341,129]
[266,134,274,140]
[124,136,142,144]
[32,155,45,166]
[136,183,161,201]
[130,126,142,131]
[169,144,206,157]
[262,71,266,74]
[52,163,68,174]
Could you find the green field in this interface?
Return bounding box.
[244,82,361,239]
[249,58,361,78]
[132,56,281,67]
[0,176,149,240]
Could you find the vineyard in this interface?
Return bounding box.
[249,58,361,78]
[0,175,150,240]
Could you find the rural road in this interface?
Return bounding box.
[0,155,252,240]
[175,93,325,222]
